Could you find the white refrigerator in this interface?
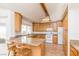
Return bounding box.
[45,28,53,43]
[45,32,53,43]
[58,27,64,44]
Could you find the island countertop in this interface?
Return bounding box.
[8,38,45,47]
[70,40,79,52]
[24,38,45,46]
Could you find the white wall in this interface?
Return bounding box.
[6,10,15,39]
[0,8,15,40]
[22,18,32,31]
[0,8,33,39]
[22,18,32,26]
[68,9,79,40]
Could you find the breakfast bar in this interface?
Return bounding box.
[7,37,45,56]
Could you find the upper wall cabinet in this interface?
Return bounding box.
[15,12,22,32]
[32,22,53,32]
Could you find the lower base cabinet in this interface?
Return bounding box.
[63,44,68,56]
[53,35,58,44]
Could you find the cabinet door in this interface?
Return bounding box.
[32,23,37,32]
[15,12,22,32]
[53,23,58,32]
[33,23,39,32]
[63,45,68,56]
[53,35,58,44]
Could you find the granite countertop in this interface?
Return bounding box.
[25,38,45,46]
[70,40,79,52]
[15,32,58,36]
[8,38,45,47]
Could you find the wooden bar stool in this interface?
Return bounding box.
[15,44,32,56]
[15,48,32,56]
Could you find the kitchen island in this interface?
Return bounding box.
[23,38,45,56]
[8,37,45,56]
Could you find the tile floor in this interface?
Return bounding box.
[45,43,65,56]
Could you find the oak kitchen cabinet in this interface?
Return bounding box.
[15,12,22,32]
[32,23,40,32]
[63,12,68,56]
[53,23,58,32]
[32,22,62,44]
[33,22,53,32]
[33,21,63,32]
[53,35,58,44]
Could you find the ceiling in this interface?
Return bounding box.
[0,3,67,23]
[69,4,79,11]
[44,3,67,21]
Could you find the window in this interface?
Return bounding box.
[21,25,32,34]
[0,25,6,43]
[21,24,32,43]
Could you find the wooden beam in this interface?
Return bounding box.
[61,6,68,22]
[40,3,49,16]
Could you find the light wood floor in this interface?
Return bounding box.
[45,43,65,56]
